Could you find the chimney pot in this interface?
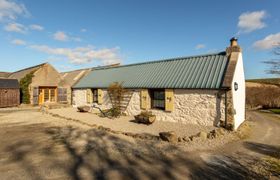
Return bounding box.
[230,37,238,47]
[226,37,242,55]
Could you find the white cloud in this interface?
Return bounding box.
[29,24,44,31]
[29,44,121,65]
[253,33,280,50]
[0,0,29,21]
[53,31,69,41]
[81,28,87,32]
[4,22,26,33]
[238,10,267,33]
[53,31,82,42]
[195,44,206,50]
[11,38,26,45]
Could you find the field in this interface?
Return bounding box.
[246,78,280,86]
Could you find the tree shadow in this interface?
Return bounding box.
[2,124,269,180]
[243,141,280,158]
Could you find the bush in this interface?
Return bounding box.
[108,82,128,116]
[19,71,35,104]
[270,109,280,114]
[108,107,121,117]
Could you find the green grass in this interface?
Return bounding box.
[269,109,280,114]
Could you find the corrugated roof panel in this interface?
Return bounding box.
[73,52,229,89]
[214,56,224,87]
[193,56,207,88]
[212,55,226,88]
[205,56,219,88]
[197,56,211,88]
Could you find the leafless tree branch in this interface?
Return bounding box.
[263,42,280,75]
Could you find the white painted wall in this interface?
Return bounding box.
[72,89,87,107]
[72,89,112,109]
[231,53,246,130]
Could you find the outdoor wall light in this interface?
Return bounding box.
[234,82,238,91]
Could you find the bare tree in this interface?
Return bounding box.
[263,43,280,75]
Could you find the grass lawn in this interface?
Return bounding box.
[269,109,280,114]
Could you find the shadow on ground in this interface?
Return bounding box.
[1,124,269,180]
[243,141,280,159]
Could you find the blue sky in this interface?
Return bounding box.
[0,0,279,79]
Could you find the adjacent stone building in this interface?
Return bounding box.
[8,63,70,105]
[72,38,245,130]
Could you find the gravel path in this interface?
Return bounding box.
[0,108,278,179]
[49,107,215,138]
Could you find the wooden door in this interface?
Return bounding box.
[39,87,57,104]
[39,89,44,105]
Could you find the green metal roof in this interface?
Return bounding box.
[73,52,229,89]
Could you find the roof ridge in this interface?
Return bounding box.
[10,62,47,74]
[61,68,91,73]
[61,63,120,73]
[93,51,226,71]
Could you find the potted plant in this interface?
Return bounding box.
[134,111,156,125]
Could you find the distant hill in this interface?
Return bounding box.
[246,78,280,86]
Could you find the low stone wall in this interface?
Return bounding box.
[72,89,225,126]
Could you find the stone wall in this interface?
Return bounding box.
[72,89,225,126]
[125,89,225,126]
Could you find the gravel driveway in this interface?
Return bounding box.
[48,107,215,137]
[0,109,279,179]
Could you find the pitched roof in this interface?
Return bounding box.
[61,64,121,87]
[8,63,46,81]
[0,79,19,89]
[60,68,92,87]
[74,52,229,89]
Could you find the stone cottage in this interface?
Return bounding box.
[72,38,245,130]
[8,63,70,105]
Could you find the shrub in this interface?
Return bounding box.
[108,107,121,118]
[19,71,35,104]
[270,109,280,114]
[108,82,127,117]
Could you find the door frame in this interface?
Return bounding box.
[38,86,57,105]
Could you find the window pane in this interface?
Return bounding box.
[152,90,165,109]
[153,100,165,108]
[92,89,98,102]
